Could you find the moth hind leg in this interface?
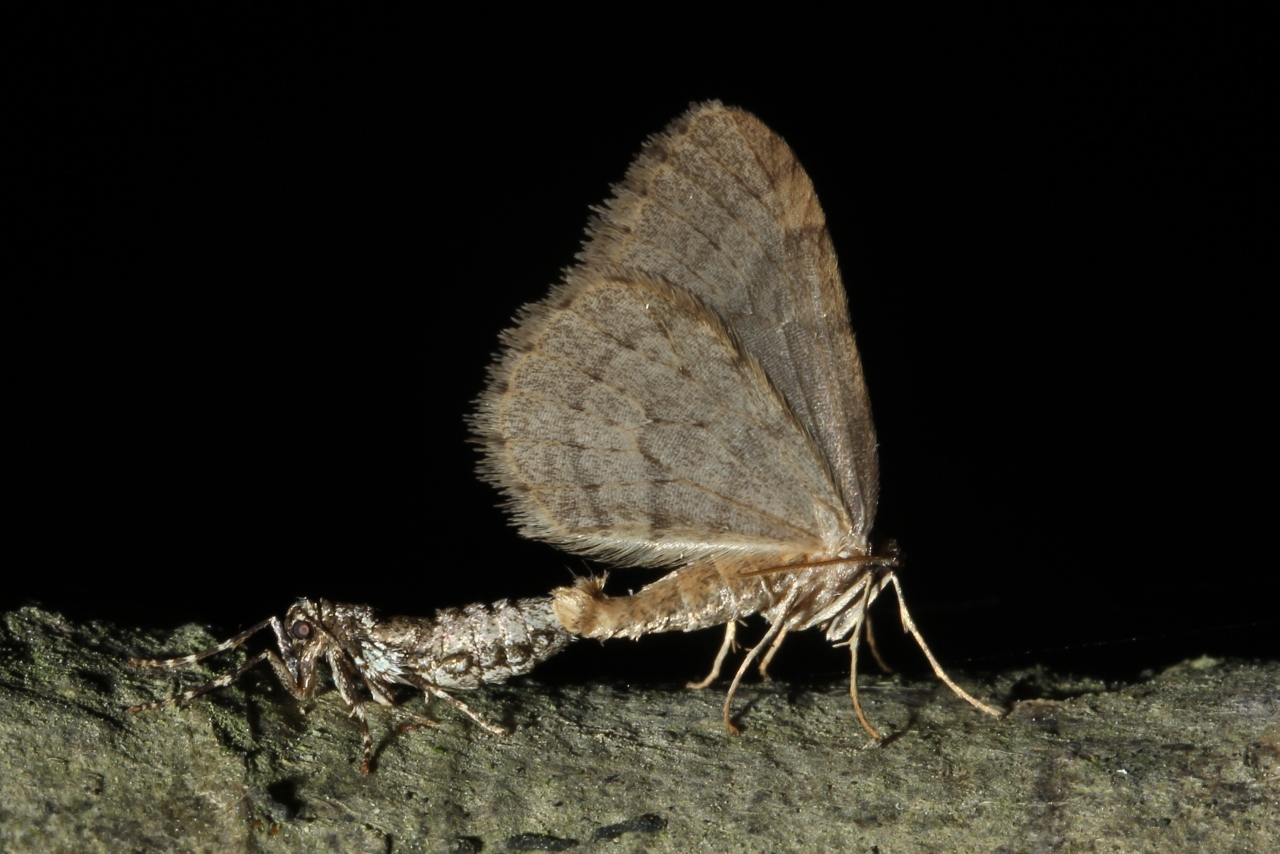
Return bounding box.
[686,621,790,689]
[336,675,509,774]
[686,622,738,689]
[402,674,509,737]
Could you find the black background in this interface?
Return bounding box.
[14,12,1274,690]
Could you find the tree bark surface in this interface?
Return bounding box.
[1,606,1276,853]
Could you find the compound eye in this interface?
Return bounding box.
[291,621,312,640]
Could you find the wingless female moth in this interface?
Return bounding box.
[128,597,571,773]
[129,101,1001,772]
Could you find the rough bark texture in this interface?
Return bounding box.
[1,606,1276,853]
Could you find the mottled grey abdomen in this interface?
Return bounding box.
[401,597,572,690]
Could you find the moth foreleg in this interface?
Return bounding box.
[127,646,300,713]
[884,573,1003,719]
[129,616,280,669]
[127,616,303,712]
[321,647,382,774]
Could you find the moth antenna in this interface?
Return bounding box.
[738,553,894,579]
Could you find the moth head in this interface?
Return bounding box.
[283,598,330,654]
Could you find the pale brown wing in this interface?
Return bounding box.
[473,267,850,568]
[579,101,879,540]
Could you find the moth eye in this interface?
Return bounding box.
[291,621,312,640]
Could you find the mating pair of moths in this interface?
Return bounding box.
[129,102,1002,772]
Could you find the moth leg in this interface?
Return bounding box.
[127,617,309,712]
[885,573,1003,719]
[322,648,381,774]
[347,704,377,775]
[686,622,737,689]
[128,648,296,712]
[846,589,883,742]
[403,674,509,737]
[756,624,791,682]
[721,618,789,734]
[129,616,279,670]
[387,709,444,763]
[864,608,892,673]
[391,710,442,733]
